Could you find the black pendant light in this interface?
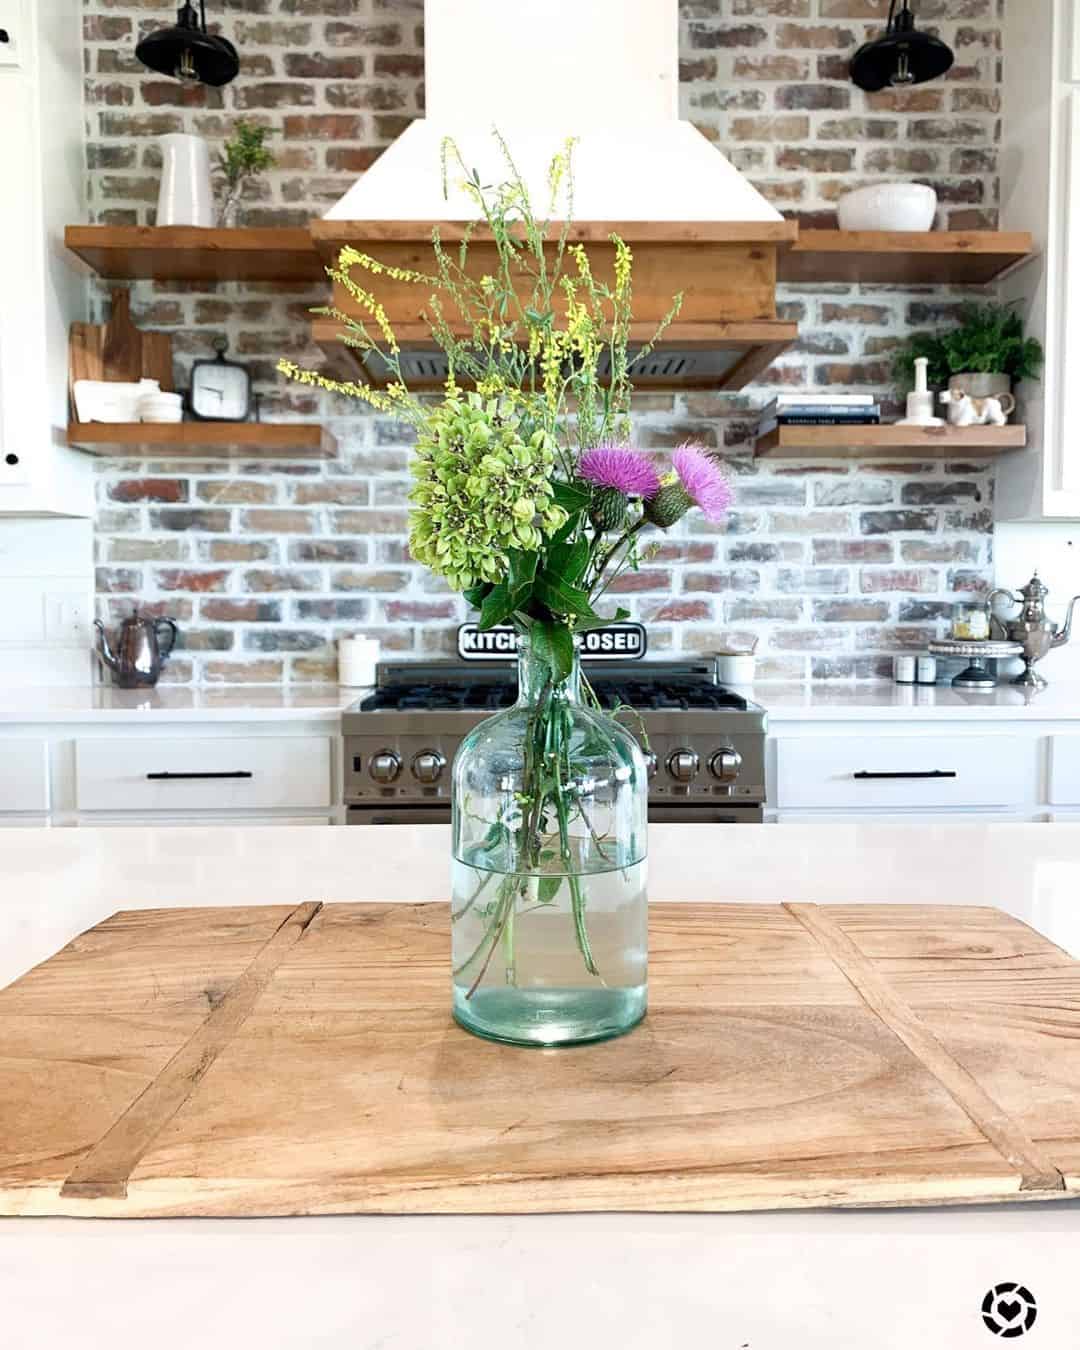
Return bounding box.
[849,0,953,93]
[135,1,239,88]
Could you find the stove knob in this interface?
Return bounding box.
[643,751,658,779]
[370,750,402,784]
[709,747,743,783]
[667,748,700,783]
[412,749,446,784]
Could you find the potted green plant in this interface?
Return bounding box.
[215,121,275,228]
[893,301,1043,424]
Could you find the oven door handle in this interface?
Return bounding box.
[852,770,957,781]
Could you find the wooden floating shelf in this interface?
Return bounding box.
[756,423,1028,460]
[64,226,324,284]
[66,422,337,459]
[779,230,1035,286]
[66,224,1035,289]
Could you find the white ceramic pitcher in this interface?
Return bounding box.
[156,133,214,228]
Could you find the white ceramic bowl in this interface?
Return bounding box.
[138,391,184,423]
[837,183,937,232]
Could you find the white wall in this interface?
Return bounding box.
[995,521,1080,681]
[0,519,94,686]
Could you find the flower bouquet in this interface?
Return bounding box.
[282,138,733,1045]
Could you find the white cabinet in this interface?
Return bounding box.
[0,714,344,826]
[0,738,49,812]
[775,735,1036,812]
[767,716,1073,823]
[998,0,1080,519]
[1049,735,1080,805]
[75,736,333,814]
[0,0,90,517]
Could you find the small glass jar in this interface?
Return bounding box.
[951,602,990,641]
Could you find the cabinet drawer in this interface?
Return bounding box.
[0,739,49,812]
[775,735,1033,810]
[1049,736,1080,805]
[75,736,332,812]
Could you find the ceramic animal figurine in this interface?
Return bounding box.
[939,387,1016,427]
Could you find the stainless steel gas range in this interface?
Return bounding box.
[343,658,767,825]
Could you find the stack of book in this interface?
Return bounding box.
[757,394,881,438]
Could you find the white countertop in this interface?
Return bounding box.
[4,822,1080,1347]
[4,822,1080,987]
[759,680,1080,720]
[0,684,358,723]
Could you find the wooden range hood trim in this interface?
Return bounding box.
[310,219,799,252]
[313,218,795,392]
[311,317,799,392]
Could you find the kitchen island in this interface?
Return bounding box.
[2,822,1080,1348]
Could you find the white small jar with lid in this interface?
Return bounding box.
[893,654,916,684]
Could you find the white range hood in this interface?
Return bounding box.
[324,0,783,224]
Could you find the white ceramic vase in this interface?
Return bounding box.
[156,134,214,228]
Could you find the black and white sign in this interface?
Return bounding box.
[457,622,647,662]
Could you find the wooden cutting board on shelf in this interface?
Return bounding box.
[67,290,174,420]
[2,902,1079,1218]
[100,288,142,383]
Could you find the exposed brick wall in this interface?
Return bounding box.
[84,0,1004,684]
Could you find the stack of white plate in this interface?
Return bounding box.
[72,379,184,424]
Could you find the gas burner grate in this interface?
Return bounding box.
[360,676,749,714]
[360,682,516,713]
[592,680,750,712]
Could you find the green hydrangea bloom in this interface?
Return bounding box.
[408,393,567,591]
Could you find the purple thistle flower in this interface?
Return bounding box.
[579,444,662,500]
[672,443,734,523]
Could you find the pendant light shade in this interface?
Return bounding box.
[849,0,953,93]
[135,1,239,88]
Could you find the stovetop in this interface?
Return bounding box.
[354,659,758,715]
[342,659,767,814]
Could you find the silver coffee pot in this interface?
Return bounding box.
[988,572,1079,688]
[94,612,178,689]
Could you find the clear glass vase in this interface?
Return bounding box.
[451,636,648,1046]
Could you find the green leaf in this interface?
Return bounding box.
[531,620,576,683]
[552,480,591,513]
[534,571,596,620]
[507,549,538,606]
[537,876,562,906]
[478,582,515,630]
[545,534,590,587]
[463,582,492,609]
[572,607,631,634]
[549,509,582,547]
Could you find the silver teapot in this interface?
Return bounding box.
[94,612,178,689]
[988,573,1079,688]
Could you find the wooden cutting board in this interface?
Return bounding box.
[100,288,142,383]
[68,290,174,421]
[2,902,1079,1218]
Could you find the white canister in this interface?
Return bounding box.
[893,654,916,684]
[156,133,214,228]
[714,653,755,686]
[916,655,938,685]
[338,635,380,688]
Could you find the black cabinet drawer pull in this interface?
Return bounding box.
[853,770,957,781]
[146,770,253,781]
